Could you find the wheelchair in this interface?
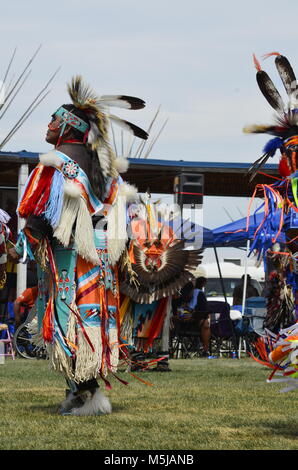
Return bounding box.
[13,306,47,359]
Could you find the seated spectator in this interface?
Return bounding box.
[172,281,194,318]
[232,274,259,306]
[173,276,214,358]
[192,277,212,357]
[14,286,38,328]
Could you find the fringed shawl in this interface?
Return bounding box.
[17,150,103,265]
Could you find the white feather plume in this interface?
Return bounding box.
[87,121,100,145]
[96,144,112,177]
[66,389,112,416]
[64,180,82,199]
[119,182,138,202]
[39,151,63,167]
[114,156,129,174]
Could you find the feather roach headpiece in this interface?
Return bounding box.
[244,52,298,180]
[61,75,148,178]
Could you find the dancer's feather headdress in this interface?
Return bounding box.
[58,76,148,178]
[244,52,298,180]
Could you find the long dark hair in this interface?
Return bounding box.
[87,147,107,201]
[180,282,194,303]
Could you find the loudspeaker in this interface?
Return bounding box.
[174,173,203,206]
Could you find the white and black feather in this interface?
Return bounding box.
[99,95,145,110]
[109,114,148,140]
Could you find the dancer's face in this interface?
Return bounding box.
[45,114,62,145]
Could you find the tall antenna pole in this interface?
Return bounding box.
[0,90,51,149]
[134,105,161,158]
[126,136,136,158]
[0,65,60,150]
[0,44,42,111]
[0,47,17,98]
[121,130,124,156]
[0,70,31,120]
[143,118,169,159]
[222,207,234,222]
[110,121,118,157]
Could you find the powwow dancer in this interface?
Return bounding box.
[120,196,202,372]
[9,76,148,415]
[244,52,298,390]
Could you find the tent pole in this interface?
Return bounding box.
[213,243,238,356]
[213,244,227,303]
[237,239,250,359]
[241,239,250,315]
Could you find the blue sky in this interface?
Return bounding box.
[1,0,297,263]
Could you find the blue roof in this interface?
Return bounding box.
[128,157,278,170]
[0,150,39,157]
[0,150,279,171]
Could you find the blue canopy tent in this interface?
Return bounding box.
[212,212,285,248]
[179,213,285,337]
[202,226,215,247]
[176,220,231,302]
[168,218,214,248]
[174,213,284,304]
[210,211,286,317]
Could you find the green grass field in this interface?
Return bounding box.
[0,357,297,450]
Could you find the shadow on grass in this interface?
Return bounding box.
[258,419,298,439]
[29,404,60,415]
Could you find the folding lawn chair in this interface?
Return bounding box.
[170,315,201,359]
[209,300,238,357]
[235,297,267,357]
